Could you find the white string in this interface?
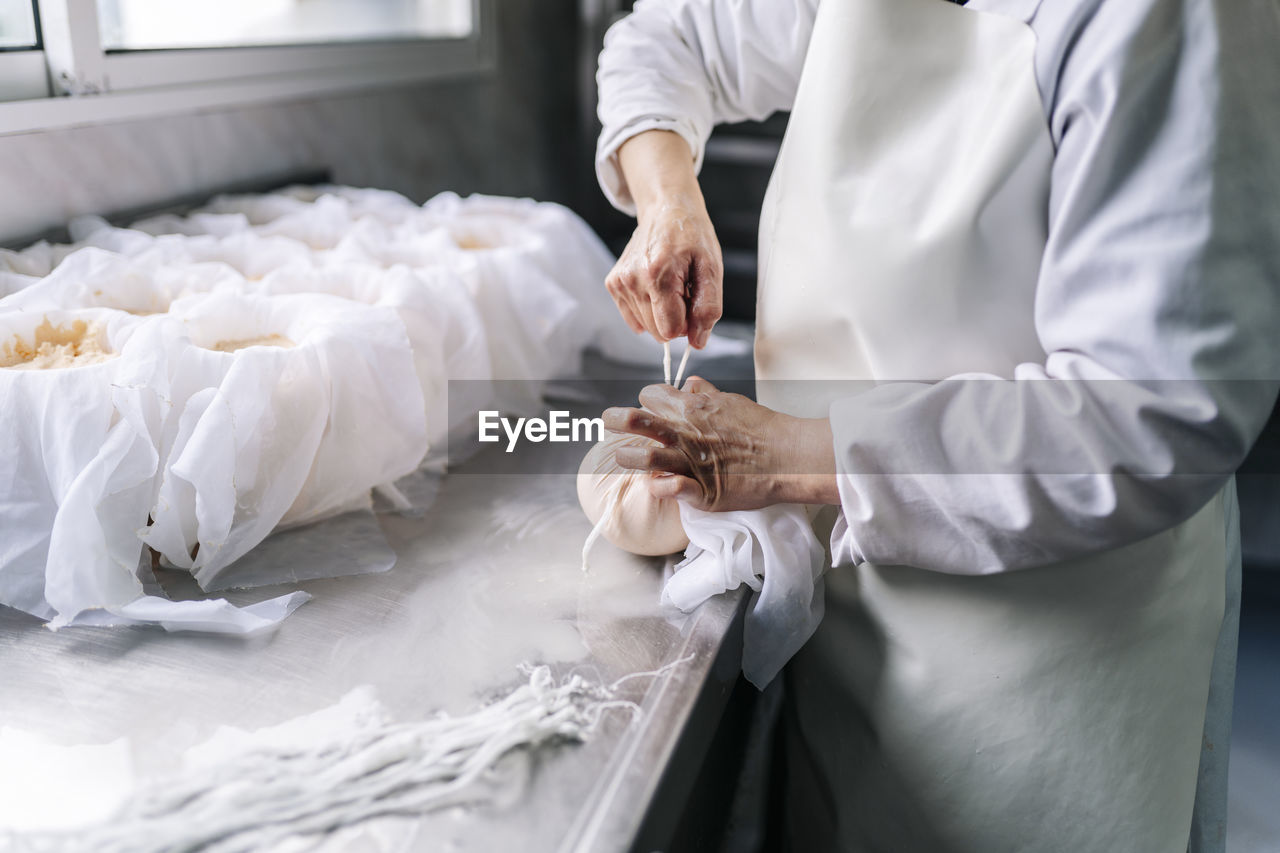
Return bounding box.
[40,666,640,853]
[674,343,692,388]
[581,517,605,574]
[581,480,625,573]
[607,652,696,691]
[583,340,690,574]
[580,487,620,574]
[372,482,412,512]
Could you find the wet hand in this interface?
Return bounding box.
[602,378,839,511]
[606,197,723,349]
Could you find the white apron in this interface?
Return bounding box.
[753,0,1233,850]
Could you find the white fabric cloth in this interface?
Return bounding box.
[202,184,421,228]
[0,241,77,278]
[253,262,492,464]
[0,271,37,299]
[1,247,245,315]
[144,292,426,588]
[419,192,663,367]
[0,309,154,623]
[668,504,824,688]
[0,308,307,632]
[68,591,310,633]
[596,0,1280,574]
[138,188,670,415]
[61,216,318,281]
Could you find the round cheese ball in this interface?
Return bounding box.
[576,432,690,557]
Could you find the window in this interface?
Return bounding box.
[0,1,47,102]
[0,0,492,135]
[0,0,38,49]
[96,0,471,52]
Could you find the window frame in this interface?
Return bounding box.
[0,50,51,101]
[0,0,494,135]
[0,0,50,101]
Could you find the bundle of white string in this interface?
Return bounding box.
[19,665,656,853]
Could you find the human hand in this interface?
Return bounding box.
[602,378,839,511]
[606,198,723,348]
[609,130,723,348]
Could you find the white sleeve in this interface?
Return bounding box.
[595,0,817,214]
[828,0,1280,574]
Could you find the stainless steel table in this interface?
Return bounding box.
[0,337,756,853]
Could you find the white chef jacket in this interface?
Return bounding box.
[596,0,1280,574]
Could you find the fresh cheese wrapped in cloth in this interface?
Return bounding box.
[254,262,493,465]
[0,309,309,631]
[577,431,690,557]
[0,309,151,622]
[201,193,388,251]
[0,241,76,279]
[72,216,317,282]
[144,291,427,589]
[204,185,420,229]
[420,192,661,367]
[360,208,578,415]
[0,247,246,316]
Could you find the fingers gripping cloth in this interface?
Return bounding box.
[577,347,826,687]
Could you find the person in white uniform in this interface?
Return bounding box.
[594,0,1280,850]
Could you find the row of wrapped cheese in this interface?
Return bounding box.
[0,187,659,631]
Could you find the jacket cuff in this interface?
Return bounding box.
[595,118,706,216]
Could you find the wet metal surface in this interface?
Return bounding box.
[0,338,758,852]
